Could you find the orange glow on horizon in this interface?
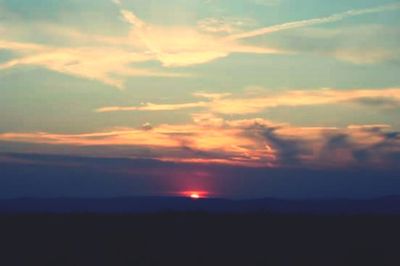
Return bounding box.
[190,193,200,199]
[182,191,209,199]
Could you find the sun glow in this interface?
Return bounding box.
[190,193,200,199]
[182,191,208,199]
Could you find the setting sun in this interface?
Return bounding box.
[190,193,200,199]
[182,191,208,199]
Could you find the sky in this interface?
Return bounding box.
[0,0,400,199]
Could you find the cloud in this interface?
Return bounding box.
[0,41,183,88]
[208,88,400,114]
[261,126,308,164]
[96,87,400,114]
[0,5,277,86]
[355,97,400,108]
[120,9,280,67]
[1,2,398,86]
[89,86,400,168]
[97,102,208,113]
[270,25,400,64]
[119,3,400,67]
[227,3,400,40]
[197,17,256,34]
[1,115,399,168]
[0,118,276,167]
[319,125,400,167]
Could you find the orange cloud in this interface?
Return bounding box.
[1,115,399,168]
[120,9,281,68]
[1,2,398,87]
[0,7,280,88]
[0,41,185,88]
[96,87,400,114]
[97,102,208,113]
[0,118,276,167]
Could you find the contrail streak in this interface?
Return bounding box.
[227,3,400,40]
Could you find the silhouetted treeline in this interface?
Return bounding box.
[1,213,399,266]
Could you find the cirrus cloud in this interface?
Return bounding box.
[1,2,399,87]
[96,87,400,114]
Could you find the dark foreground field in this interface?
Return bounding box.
[1,213,400,266]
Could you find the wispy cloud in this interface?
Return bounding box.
[227,3,400,40]
[268,25,400,64]
[1,2,398,87]
[119,8,280,67]
[97,102,208,113]
[0,4,278,87]
[197,17,256,34]
[0,40,182,88]
[96,87,400,114]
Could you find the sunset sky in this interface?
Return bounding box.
[1,0,400,199]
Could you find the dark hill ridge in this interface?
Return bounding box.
[1,196,400,214]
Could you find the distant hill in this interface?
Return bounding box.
[1,196,400,214]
